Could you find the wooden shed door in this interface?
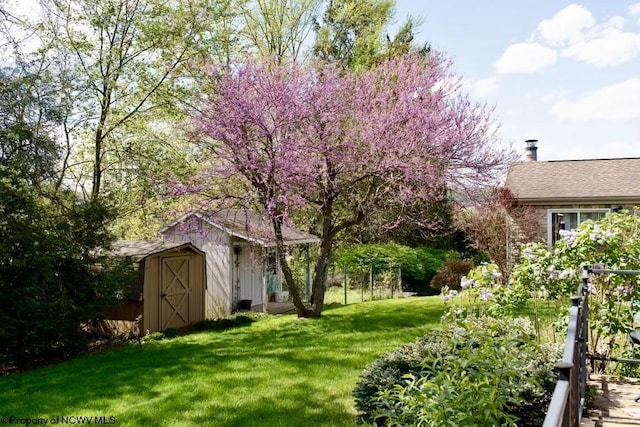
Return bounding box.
[160,256,191,330]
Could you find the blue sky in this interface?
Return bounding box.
[394,1,640,161]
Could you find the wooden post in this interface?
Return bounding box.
[344,264,348,305]
[370,264,374,301]
[305,244,311,301]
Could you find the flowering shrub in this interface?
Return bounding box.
[441,262,531,316]
[468,211,640,371]
[439,211,640,373]
[517,212,640,369]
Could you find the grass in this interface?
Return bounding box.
[323,284,410,305]
[0,297,445,427]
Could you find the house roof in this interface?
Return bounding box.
[505,158,640,203]
[162,209,320,247]
[110,240,202,262]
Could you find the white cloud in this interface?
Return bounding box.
[550,78,640,121]
[533,6,640,67]
[562,28,640,66]
[472,77,500,99]
[629,2,640,26]
[537,4,595,45]
[494,43,557,74]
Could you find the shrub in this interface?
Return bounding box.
[0,172,131,369]
[0,70,131,370]
[430,259,475,291]
[354,313,561,426]
[353,330,450,418]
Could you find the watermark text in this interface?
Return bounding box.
[0,416,116,425]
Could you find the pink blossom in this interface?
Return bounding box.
[172,53,512,316]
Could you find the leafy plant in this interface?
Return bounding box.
[354,312,561,426]
[510,211,640,372]
[191,314,258,331]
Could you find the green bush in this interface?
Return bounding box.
[353,330,450,418]
[430,259,475,291]
[0,105,130,369]
[354,313,561,426]
[333,244,457,295]
[0,175,131,368]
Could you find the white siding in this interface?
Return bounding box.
[233,245,264,307]
[162,219,232,318]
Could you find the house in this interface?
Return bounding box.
[505,141,640,245]
[104,240,206,334]
[160,209,320,318]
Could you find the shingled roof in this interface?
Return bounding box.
[505,158,640,203]
[110,240,202,262]
[163,209,320,247]
[109,240,203,301]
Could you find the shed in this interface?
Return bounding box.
[104,240,206,334]
[160,209,320,318]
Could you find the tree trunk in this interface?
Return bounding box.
[309,232,333,317]
[307,201,338,317]
[91,82,111,201]
[272,217,311,317]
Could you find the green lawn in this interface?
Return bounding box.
[0,297,445,427]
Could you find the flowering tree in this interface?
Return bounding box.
[186,53,512,317]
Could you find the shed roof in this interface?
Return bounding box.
[110,240,202,262]
[162,209,320,247]
[505,158,640,203]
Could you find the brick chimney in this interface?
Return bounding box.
[524,139,538,161]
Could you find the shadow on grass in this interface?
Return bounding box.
[0,297,445,427]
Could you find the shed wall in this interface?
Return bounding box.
[162,220,232,318]
[143,255,160,332]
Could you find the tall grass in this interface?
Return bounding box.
[0,297,445,427]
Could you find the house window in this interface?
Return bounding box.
[547,209,610,245]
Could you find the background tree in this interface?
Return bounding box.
[64,0,237,200]
[0,68,130,368]
[455,188,542,278]
[240,0,321,63]
[312,0,427,70]
[0,0,239,238]
[184,53,512,317]
[313,0,392,69]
